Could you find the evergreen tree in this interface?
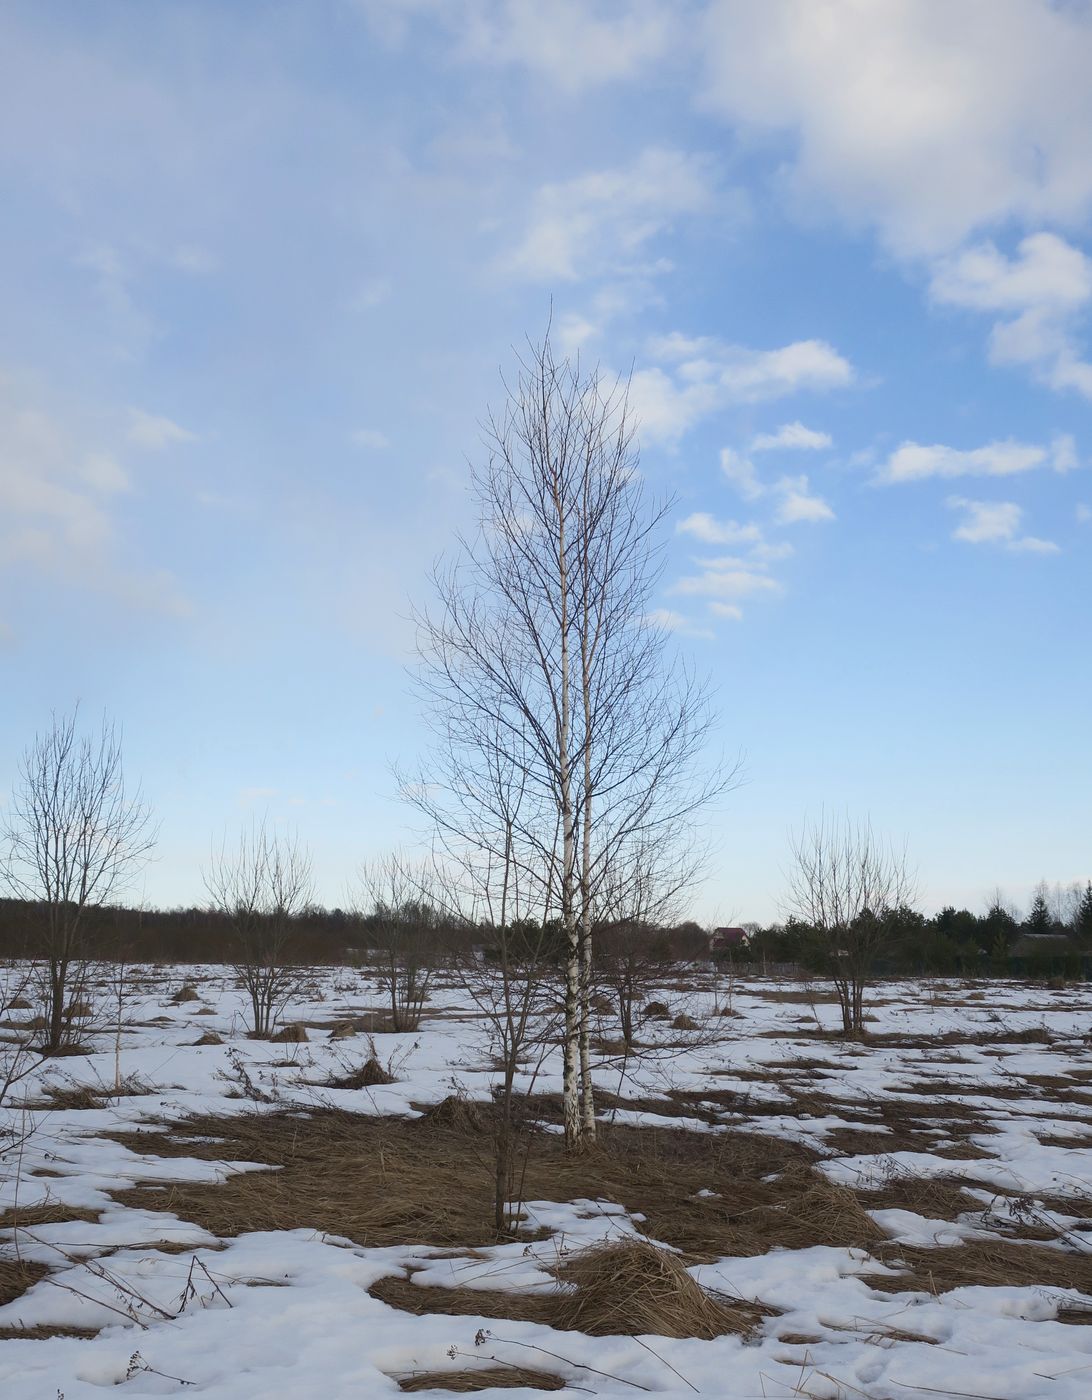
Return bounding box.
[1075,882,1092,943]
[1024,884,1053,935]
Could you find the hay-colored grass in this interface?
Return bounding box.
[330,1057,395,1089]
[554,1239,761,1339]
[397,1366,563,1393]
[0,1257,48,1307]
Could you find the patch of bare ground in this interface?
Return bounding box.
[397,1366,564,1392]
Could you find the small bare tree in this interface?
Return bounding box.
[783,813,915,1037]
[204,822,313,1038]
[2,710,155,1053]
[357,853,445,1033]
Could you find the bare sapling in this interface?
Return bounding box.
[1,709,155,1054]
[783,812,916,1037]
[357,853,443,1032]
[204,821,313,1038]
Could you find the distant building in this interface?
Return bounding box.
[710,926,746,953]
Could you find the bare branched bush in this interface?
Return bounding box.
[1,710,155,1053]
[204,822,313,1037]
[783,813,916,1036]
[357,853,445,1033]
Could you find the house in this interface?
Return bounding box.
[710,926,746,953]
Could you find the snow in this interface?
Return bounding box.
[2,966,1091,1397]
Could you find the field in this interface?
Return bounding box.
[2,966,1091,1398]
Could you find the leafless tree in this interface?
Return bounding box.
[1,710,155,1053]
[357,853,445,1032]
[593,843,687,1049]
[410,331,731,1150]
[204,822,313,1037]
[783,813,915,1037]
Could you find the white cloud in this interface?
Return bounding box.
[931,234,1092,400]
[708,601,743,622]
[879,434,1076,484]
[773,475,835,524]
[456,0,674,93]
[751,421,832,452]
[671,565,782,600]
[511,146,716,282]
[1078,503,1091,523]
[948,496,1059,554]
[0,378,189,614]
[644,606,713,640]
[699,2,1092,258]
[719,448,763,500]
[632,334,853,445]
[127,408,197,450]
[351,428,390,450]
[676,511,762,546]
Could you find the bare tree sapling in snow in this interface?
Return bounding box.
[783,813,915,1037]
[2,710,155,1053]
[411,332,729,1149]
[204,821,313,1037]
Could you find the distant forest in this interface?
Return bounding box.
[2,879,1090,978]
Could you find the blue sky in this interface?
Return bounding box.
[1,0,1089,923]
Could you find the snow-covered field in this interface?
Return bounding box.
[2,966,1091,1398]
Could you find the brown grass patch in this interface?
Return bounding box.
[868,1239,1092,1296]
[0,1322,100,1341]
[0,1257,48,1307]
[372,1272,555,1325]
[397,1367,563,1393]
[0,1203,101,1230]
[554,1239,765,1339]
[107,1105,816,1260]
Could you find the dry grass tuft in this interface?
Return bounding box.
[331,1057,395,1090]
[642,1001,669,1019]
[554,1238,761,1339]
[671,1013,700,1031]
[7,996,32,1011]
[397,1366,564,1393]
[420,1096,491,1134]
[194,1031,224,1046]
[271,1023,308,1043]
[172,986,200,1003]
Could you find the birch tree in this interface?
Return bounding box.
[411,333,728,1149]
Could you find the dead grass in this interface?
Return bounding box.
[554,1238,765,1339]
[0,1256,48,1307]
[108,1105,815,1259]
[328,1057,396,1090]
[0,1203,101,1230]
[372,1273,555,1326]
[397,1366,564,1392]
[0,1322,100,1340]
[868,1239,1092,1295]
